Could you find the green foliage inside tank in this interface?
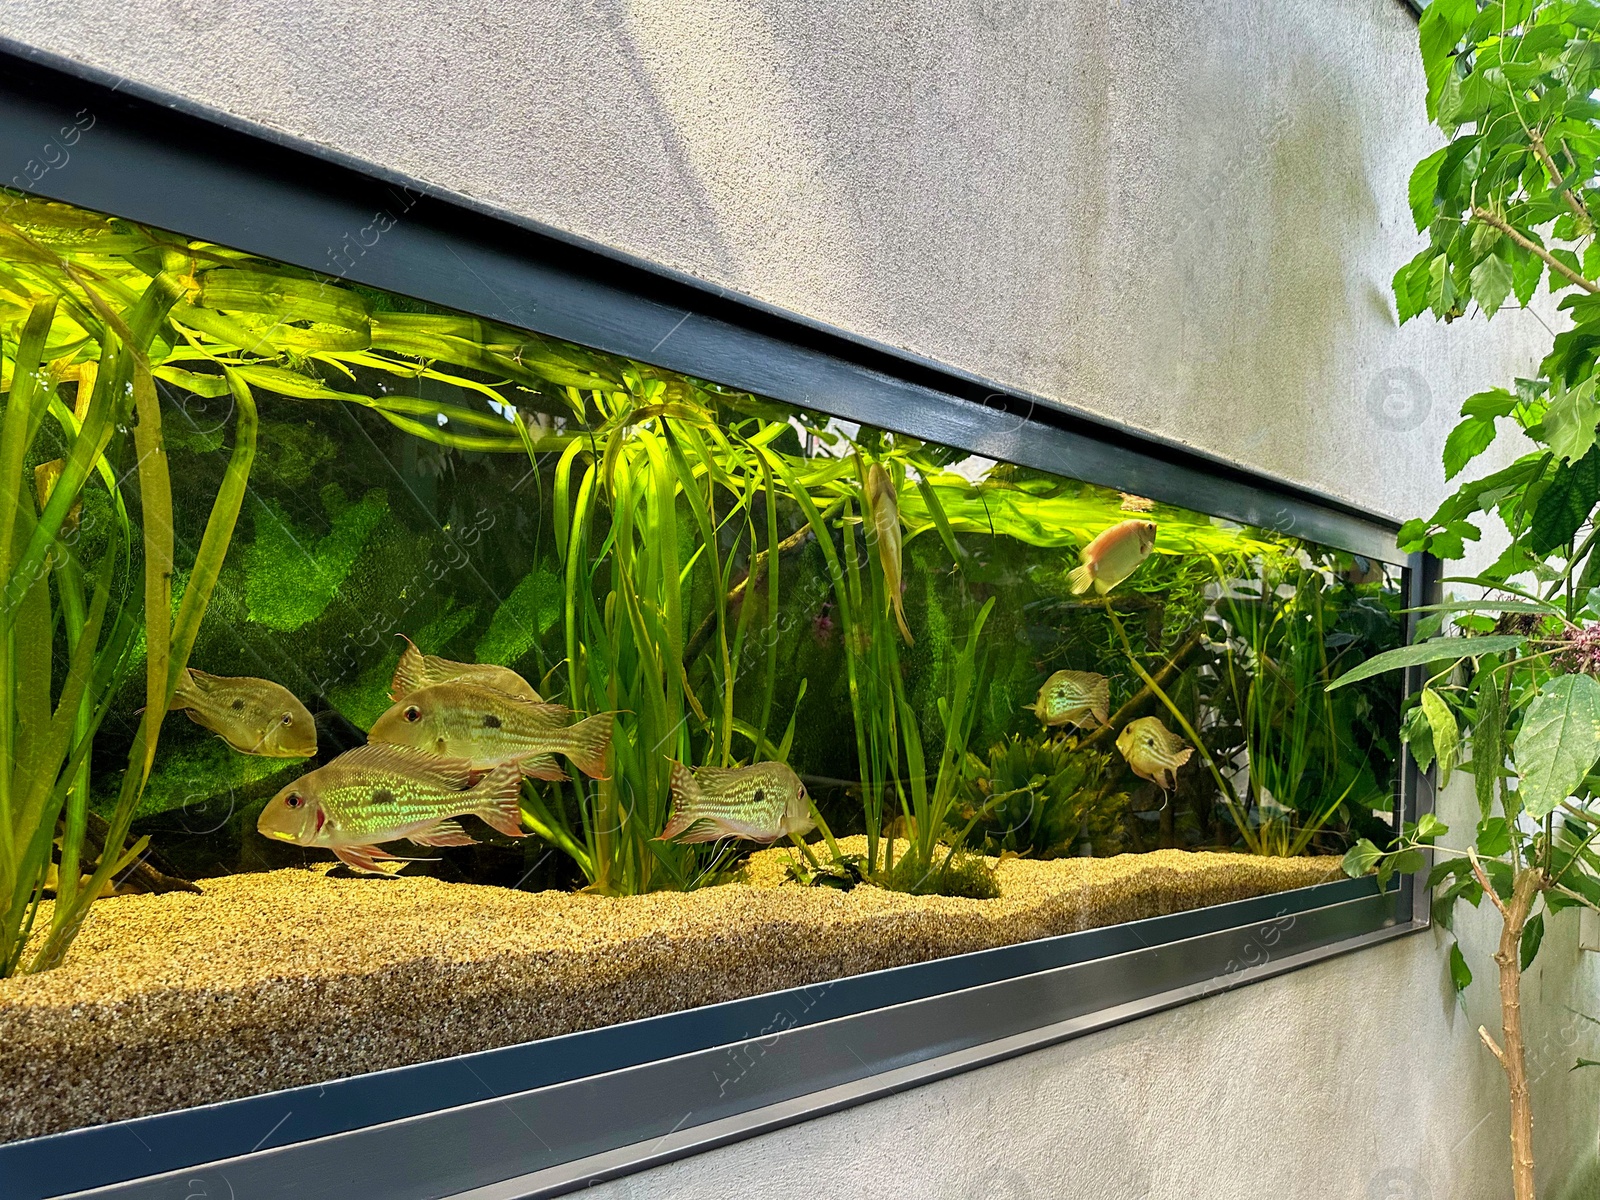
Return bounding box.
[0,185,1411,937]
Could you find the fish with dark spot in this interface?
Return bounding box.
[659,760,814,844]
[168,669,317,758]
[256,743,526,875]
[368,681,612,780]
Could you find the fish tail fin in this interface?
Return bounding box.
[1067,563,1095,595]
[473,760,529,838]
[659,761,705,841]
[167,667,197,711]
[561,712,613,779]
[891,596,914,646]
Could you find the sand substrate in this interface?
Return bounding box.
[0,844,1340,1144]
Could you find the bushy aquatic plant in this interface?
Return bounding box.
[957,734,1128,859]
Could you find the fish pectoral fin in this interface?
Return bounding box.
[408,820,477,848]
[331,845,426,875]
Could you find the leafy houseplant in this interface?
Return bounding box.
[1342,3,1600,1195]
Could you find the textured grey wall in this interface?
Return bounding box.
[2,0,1597,1196]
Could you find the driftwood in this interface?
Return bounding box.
[1081,625,1208,750]
[80,809,201,896]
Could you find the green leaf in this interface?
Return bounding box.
[1449,941,1473,993]
[1415,812,1450,842]
[1327,635,1528,689]
[1410,146,1450,231]
[1531,443,1600,554]
[1471,253,1515,317]
[1541,378,1600,463]
[1476,816,1511,857]
[1403,704,1437,774]
[1520,911,1545,970]
[1342,838,1384,878]
[1443,416,1500,480]
[1420,0,1476,120]
[1513,247,1545,307]
[1514,674,1600,819]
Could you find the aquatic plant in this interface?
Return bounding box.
[0,245,256,974]
[1210,561,1387,856]
[958,734,1128,859]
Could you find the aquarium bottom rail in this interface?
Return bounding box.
[52,884,1411,1200]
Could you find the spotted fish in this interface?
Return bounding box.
[169,668,317,758]
[1068,520,1157,595]
[659,760,814,844]
[391,636,542,703]
[256,743,525,874]
[864,462,913,645]
[1029,670,1110,730]
[1115,716,1193,792]
[368,681,611,780]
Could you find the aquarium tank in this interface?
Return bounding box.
[0,187,1408,1148]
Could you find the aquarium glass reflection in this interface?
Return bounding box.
[0,188,1405,1139]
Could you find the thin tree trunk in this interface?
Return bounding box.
[1471,854,1541,1200]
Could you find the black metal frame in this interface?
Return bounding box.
[0,43,1436,1200]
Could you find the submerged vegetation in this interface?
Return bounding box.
[0,187,1407,975]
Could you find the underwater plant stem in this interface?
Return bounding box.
[1105,608,1255,852]
[789,832,822,871]
[1081,625,1204,750]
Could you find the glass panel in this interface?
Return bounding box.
[0,189,1405,1141]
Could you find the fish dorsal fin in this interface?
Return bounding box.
[392,636,426,700]
[332,742,474,788]
[689,766,746,785]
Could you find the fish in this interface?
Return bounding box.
[1029,670,1110,730]
[257,743,526,875]
[1068,519,1157,595]
[658,760,815,844]
[367,681,612,780]
[864,462,914,645]
[390,636,542,703]
[1115,716,1193,792]
[168,668,317,758]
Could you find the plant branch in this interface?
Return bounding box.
[1472,206,1599,294]
[1470,845,1510,917]
[1531,134,1593,229]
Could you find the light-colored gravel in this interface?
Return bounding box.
[0,843,1341,1143]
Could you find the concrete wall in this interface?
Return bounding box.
[2,0,1596,1195]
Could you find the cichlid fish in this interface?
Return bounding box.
[169,668,317,758]
[864,462,914,645]
[257,743,525,875]
[1115,716,1193,792]
[391,636,542,703]
[368,681,612,780]
[1030,670,1110,730]
[1068,520,1157,595]
[659,760,815,844]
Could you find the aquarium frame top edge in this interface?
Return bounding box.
[0,38,1403,564]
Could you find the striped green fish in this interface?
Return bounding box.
[1115,716,1193,792]
[368,681,611,780]
[1029,669,1110,730]
[256,743,525,874]
[391,636,542,703]
[659,761,814,845]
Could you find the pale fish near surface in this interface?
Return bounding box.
[864,461,913,645]
[1068,519,1157,596]
[659,760,814,845]
[368,681,612,780]
[1030,669,1110,730]
[169,668,317,758]
[390,635,542,702]
[1115,716,1193,792]
[257,742,525,875]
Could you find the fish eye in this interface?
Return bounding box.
[404,705,421,722]
[281,713,293,725]
[284,794,304,810]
